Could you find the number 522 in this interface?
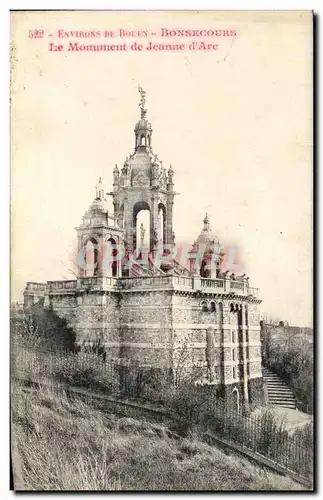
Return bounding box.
[28,30,44,39]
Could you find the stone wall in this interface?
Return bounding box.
[49,294,77,328]
[222,377,265,408]
[248,377,265,406]
[24,280,263,406]
[118,290,173,367]
[50,291,120,357]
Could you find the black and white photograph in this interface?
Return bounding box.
[10,10,314,492]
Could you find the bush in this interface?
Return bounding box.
[167,383,218,432]
[266,345,313,414]
[51,352,119,394]
[117,364,172,403]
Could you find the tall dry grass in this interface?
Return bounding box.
[11,381,306,491]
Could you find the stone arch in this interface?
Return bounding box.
[201,299,208,312]
[232,387,240,412]
[84,237,99,277]
[208,300,216,313]
[200,255,211,278]
[106,237,118,277]
[83,234,100,246]
[229,302,237,324]
[133,201,150,250]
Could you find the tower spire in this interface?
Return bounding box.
[138,85,147,119]
[134,85,152,151]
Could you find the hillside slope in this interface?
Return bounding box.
[11,383,304,491]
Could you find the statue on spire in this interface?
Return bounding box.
[203,213,211,231]
[95,177,104,200]
[138,85,147,117]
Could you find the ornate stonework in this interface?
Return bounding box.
[23,87,263,405]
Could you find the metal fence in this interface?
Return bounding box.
[11,341,172,402]
[201,397,312,478]
[11,341,313,480]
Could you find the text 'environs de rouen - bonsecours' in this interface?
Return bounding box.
[27,28,238,52]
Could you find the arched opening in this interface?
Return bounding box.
[140,134,146,146]
[200,255,212,278]
[201,300,208,312]
[158,203,166,247]
[106,237,118,277]
[209,301,216,313]
[133,201,150,252]
[85,238,99,277]
[229,302,237,327]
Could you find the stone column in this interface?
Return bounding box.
[96,235,104,277]
[224,271,231,292]
[241,303,249,406]
[77,235,85,277]
[222,301,232,386]
[218,303,224,384]
[166,195,174,246]
[150,194,159,254]
[206,327,216,383]
[123,198,133,255]
[192,276,201,289]
[117,235,122,278]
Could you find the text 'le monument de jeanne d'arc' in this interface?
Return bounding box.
[24,87,263,408]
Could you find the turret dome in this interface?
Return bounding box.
[88,197,108,213]
[196,213,220,246]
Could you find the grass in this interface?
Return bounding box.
[11,381,306,491]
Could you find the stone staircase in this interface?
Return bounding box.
[262,367,296,409]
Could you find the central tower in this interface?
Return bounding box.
[110,87,176,259]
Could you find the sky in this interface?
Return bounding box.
[10,11,313,326]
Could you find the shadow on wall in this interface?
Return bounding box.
[14,300,78,351]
